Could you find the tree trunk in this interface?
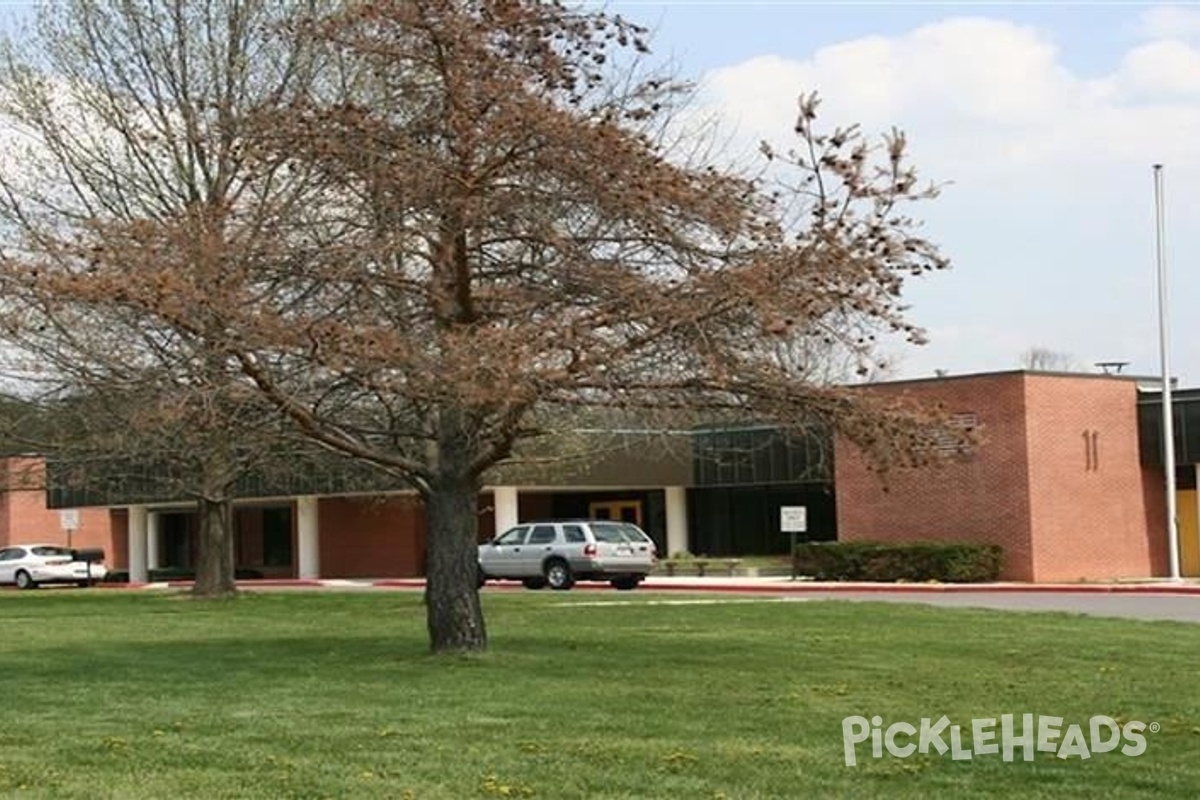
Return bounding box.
[193,496,237,598]
[424,475,487,653]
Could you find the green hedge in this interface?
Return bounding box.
[793,541,1003,583]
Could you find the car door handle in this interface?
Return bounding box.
[544,547,552,551]
[513,548,521,552]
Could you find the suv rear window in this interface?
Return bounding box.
[590,523,632,543]
[616,524,652,543]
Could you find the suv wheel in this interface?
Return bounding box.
[611,576,640,591]
[15,570,36,590]
[544,559,575,591]
[522,577,547,590]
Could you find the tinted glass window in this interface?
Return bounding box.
[527,525,557,545]
[0,548,19,561]
[495,527,529,546]
[590,524,628,544]
[618,524,652,543]
[562,525,586,543]
[262,507,292,567]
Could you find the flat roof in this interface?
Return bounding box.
[856,368,1164,390]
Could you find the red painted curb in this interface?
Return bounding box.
[374,579,1200,596]
[633,582,1200,596]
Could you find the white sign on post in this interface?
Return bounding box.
[780,506,807,533]
[59,509,80,531]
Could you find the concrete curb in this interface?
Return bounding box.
[83,578,1200,595]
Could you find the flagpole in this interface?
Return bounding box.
[1153,164,1180,580]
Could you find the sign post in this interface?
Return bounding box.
[780,506,807,581]
[60,509,79,550]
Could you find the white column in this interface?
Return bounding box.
[665,486,689,558]
[296,496,320,579]
[128,505,148,584]
[146,511,161,570]
[493,486,519,535]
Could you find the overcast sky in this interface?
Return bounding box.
[2,2,1197,383]
[610,1,1200,383]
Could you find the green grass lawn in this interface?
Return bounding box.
[2,589,1199,799]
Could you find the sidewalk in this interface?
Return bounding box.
[109,575,1200,595]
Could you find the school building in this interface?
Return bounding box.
[2,369,1195,583]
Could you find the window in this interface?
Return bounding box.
[527,525,557,545]
[562,525,586,543]
[495,527,529,546]
[0,548,20,561]
[590,523,628,544]
[617,524,652,543]
[31,546,72,557]
[262,508,292,567]
[589,500,642,526]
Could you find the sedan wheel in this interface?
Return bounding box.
[15,570,36,590]
[544,559,575,591]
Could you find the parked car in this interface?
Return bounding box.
[478,520,657,591]
[0,544,107,589]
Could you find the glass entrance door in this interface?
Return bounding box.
[588,500,643,526]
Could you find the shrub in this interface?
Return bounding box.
[793,541,1002,583]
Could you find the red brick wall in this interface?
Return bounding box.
[110,509,129,570]
[315,493,501,577]
[1,459,117,564]
[317,495,427,578]
[835,372,1035,579]
[1023,375,1163,580]
[236,508,265,568]
[836,372,1169,582]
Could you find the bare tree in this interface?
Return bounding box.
[1019,347,1081,372]
[227,1,952,652]
[0,0,331,596]
[0,361,306,596]
[1,1,956,651]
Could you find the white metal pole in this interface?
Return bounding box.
[1154,164,1181,580]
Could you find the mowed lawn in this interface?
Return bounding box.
[2,590,1199,799]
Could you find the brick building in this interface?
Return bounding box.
[0,458,113,555]
[4,369,1194,584]
[834,371,1172,581]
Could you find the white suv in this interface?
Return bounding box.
[478,520,658,591]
